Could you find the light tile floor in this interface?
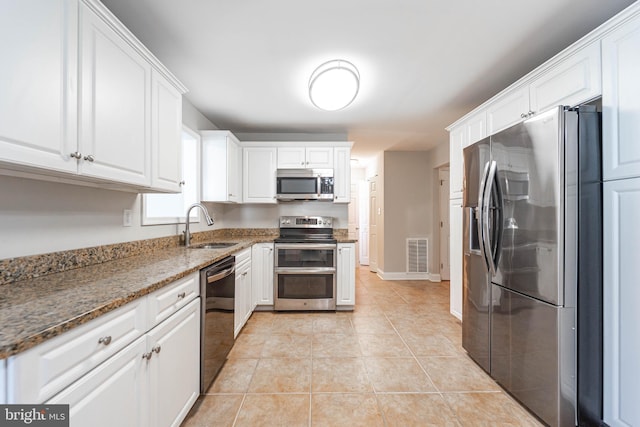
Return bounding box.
[182,266,544,427]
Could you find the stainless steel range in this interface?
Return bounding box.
[274,216,337,311]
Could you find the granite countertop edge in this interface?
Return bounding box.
[0,236,357,359]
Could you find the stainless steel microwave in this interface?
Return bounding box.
[276,169,334,201]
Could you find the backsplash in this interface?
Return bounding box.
[0,228,277,286]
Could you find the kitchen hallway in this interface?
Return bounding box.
[182,266,543,426]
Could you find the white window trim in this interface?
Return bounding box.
[141,126,202,226]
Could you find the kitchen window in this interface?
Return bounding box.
[142,127,201,225]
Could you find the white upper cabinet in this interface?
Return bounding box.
[0,0,78,175]
[529,41,601,114]
[277,146,333,169]
[487,41,601,136]
[243,146,277,204]
[333,147,351,203]
[449,125,466,199]
[201,131,242,203]
[151,70,182,192]
[602,13,640,181]
[486,86,531,135]
[466,111,487,145]
[79,2,151,187]
[0,0,186,193]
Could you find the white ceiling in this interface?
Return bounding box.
[103,0,635,163]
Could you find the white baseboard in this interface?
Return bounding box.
[450,308,462,321]
[376,270,441,282]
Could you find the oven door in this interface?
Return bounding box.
[274,243,337,310]
[274,269,336,310]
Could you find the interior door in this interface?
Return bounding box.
[439,168,450,280]
[369,177,378,273]
[359,181,370,265]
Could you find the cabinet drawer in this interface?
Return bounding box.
[147,272,199,327]
[7,298,147,403]
[234,247,251,266]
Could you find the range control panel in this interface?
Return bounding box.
[279,216,333,228]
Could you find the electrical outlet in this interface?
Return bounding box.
[123,209,133,227]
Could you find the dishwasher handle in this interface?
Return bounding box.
[206,266,235,283]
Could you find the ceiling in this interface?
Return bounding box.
[102,0,635,163]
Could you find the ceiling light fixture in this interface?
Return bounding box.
[309,59,360,111]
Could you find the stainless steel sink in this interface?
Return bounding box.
[191,242,238,249]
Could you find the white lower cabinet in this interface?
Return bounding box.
[234,247,253,337]
[603,177,640,427]
[47,337,148,427]
[252,243,274,306]
[147,298,200,427]
[449,199,463,320]
[336,243,356,307]
[7,273,200,427]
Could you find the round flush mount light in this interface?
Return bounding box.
[309,59,360,111]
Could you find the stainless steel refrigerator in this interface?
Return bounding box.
[462,105,602,427]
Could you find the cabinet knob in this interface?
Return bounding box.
[152,345,161,354]
[70,151,82,159]
[98,336,112,346]
[301,162,304,166]
[179,180,186,186]
[177,292,186,299]
[520,112,527,119]
[84,154,95,162]
[142,352,153,360]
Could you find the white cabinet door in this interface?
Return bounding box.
[148,298,200,427]
[337,243,356,307]
[449,126,466,199]
[306,147,334,168]
[0,359,5,404]
[486,86,530,135]
[0,0,78,175]
[79,3,150,187]
[243,147,277,203]
[603,177,640,427]
[277,147,306,168]
[530,41,601,113]
[47,337,147,427]
[602,15,640,181]
[202,131,242,202]
[252,243,274,306]
[151,70,182,192]
[234,248,252,337]
[449,199,463,320]
[334,147,351,203]
[276,146,333,168]
[466,111,486,145]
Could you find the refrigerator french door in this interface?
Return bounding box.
[462,105,602,427]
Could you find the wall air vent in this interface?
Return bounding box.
[406,238,429,273]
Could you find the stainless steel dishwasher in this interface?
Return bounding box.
[200,255,235,393]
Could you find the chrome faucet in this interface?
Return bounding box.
[184,203,215,247]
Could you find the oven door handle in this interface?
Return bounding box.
[275,244,337,250]
[275,267,336,274]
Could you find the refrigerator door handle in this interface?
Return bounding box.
[477,161,491,270]
[482,160,498,275]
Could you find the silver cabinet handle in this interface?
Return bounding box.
[142,352,153,360]
[98,336,112,345]
[70,151,82,159]
[520,112,528,119]
[177,292,186,299]
[152,345,161,354]
[179,180,186,186]
[84,154,95,162]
